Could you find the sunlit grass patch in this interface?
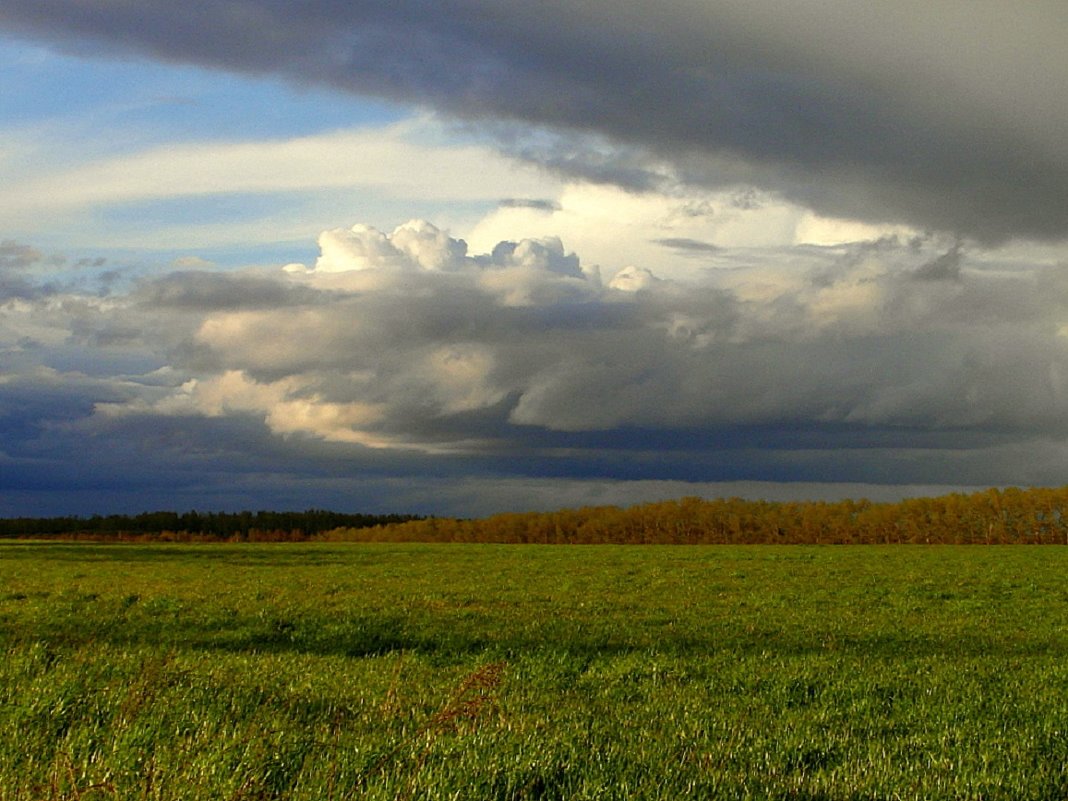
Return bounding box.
[2,543,1068,799]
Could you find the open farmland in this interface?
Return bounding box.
[2,543,1068,800]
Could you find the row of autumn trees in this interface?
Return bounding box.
[7,486,1068,544]
[334,486,1068,545]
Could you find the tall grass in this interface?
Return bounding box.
[2,543,1068,798]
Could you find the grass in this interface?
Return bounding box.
[2,543,1068,799]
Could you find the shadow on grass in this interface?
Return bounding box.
[4,610,1066,663]
[0,542,402,568]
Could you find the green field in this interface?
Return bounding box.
[2,543,1068,800]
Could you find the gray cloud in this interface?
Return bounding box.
[0,240,55,300]
[4,1,1067,241]
[498,198,561,212]
[133,270,329,311]
[7,222,1068,514]
[911,243,963,283]
[0,240,43,271]
[653,237,722,255]
[0,275,41,302]
[108,223,1068,469]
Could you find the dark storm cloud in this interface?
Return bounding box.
[4,1,1068,241]
[0,371,110,446]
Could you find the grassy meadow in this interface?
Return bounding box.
[2,542,1068,799]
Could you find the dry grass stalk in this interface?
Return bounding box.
[359,660,508,799]
[33,752,116,801]
[427,660,507,735]
[378,658,405,718]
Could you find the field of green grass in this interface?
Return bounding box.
[2,543,1068,800]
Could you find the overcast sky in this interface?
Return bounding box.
[3,1,1068,516]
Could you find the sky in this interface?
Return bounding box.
[3,1,1068,517]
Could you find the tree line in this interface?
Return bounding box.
[0,509,421,542]
[331,486,1068,545]
[7,486,1068,544]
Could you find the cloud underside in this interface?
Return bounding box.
[2,1,1068,242]
[125,222,1068,444]
[6,220,1068,515]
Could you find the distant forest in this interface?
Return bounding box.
[6,486,1068,544]
[0,510,420,542]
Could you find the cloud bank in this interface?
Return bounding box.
[5,219,1068,515]
[3,1,1068,242]
[181,224,1068,444]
